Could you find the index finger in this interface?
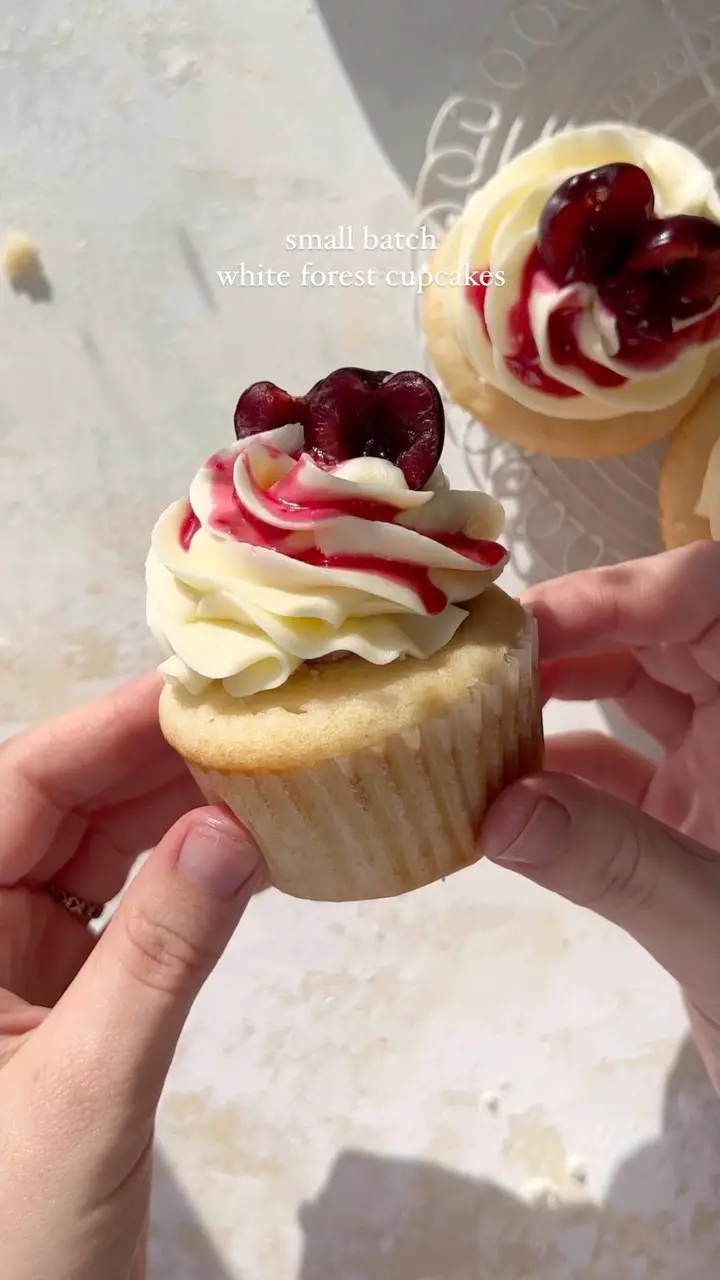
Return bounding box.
[0,673,169,881]
[523,543,720,660]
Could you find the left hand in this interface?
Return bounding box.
[0,674,265,1280]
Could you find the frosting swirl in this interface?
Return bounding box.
[442,124,720,419]
[146,423,506,697]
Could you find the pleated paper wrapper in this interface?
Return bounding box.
[190,616,542,902]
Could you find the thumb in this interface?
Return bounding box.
[479,774,720,1000]
[34,807,265,1119]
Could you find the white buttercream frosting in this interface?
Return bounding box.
[146,423,507,697]
[442,124,720,419]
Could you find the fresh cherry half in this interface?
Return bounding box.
[303,368,445,488]
[538,163,655,286]
[599,214,720,339]
[232,369,445,489]
[305,367,392,400]
[623,214,720,313]
[302,368,379,464]
[375,370,445,489]
[234,380,305,439]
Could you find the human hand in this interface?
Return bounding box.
[0,674,265,1280]
[478,543,720,1090]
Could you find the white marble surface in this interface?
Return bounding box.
[1,2,720,1277]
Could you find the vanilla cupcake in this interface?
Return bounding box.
[147,369,542,902]
[423,124,720,458]
[659,379,720,548]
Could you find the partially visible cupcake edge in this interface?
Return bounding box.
[659,379,719,549]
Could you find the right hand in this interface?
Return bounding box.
[478,544,720,1089]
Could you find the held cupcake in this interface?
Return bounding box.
[423,124,720,458]
[146,369,542,902]
[659,379,720,548]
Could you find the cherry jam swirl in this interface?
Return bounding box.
[466,250,720,397]
[179,451,506,616]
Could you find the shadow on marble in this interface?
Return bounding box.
[78,325,139,433]
[176,225,218,314]
[314,0,496,189]
[298,1038,720,1278]
[9,267,53,303]
[148,1148,233,1280]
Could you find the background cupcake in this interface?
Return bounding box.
[423,124,720,458]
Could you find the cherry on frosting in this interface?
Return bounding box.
[233,368,445,490]
[305,367,392,400]
[538,163,655,286]
[535,164,720,366]
[621,214,720,315]
[233,381,305,439]
[303,368,381,464]
[375,371,445,489]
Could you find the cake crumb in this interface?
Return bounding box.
[479,1089,501,1114]
[2,231,52,301]
[521,1177,561,1207]
[3,231,40,282]
[567,1156,588,1185]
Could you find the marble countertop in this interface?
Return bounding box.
[1,2,719,1277]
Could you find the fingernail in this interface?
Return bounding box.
[177,815,260,899]
[481,783,570,868]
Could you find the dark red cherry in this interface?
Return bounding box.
[234,381,305,439]
[234,369,445,489]
[538,163,655,286]
[303,369,376,464]
[303,368,444,488]
[374,371,445,489]
[623,215,720,313]
[601,214,720,339]
[623,214,720,274]
[305,367,391,402]
[599,272,654,320]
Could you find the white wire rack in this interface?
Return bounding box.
[413,0,720,581]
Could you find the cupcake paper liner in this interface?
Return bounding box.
[189,614,542,902]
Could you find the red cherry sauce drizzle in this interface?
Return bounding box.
[179,505,201,551]
[296,550,448,614]
[504,254,581,398]
[468,252,630,397]
[180,450,506,616]
[614,305,720,368]
[465,272,491,339]
[204,453,295,549]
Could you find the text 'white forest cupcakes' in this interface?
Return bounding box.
[146,369,542,901]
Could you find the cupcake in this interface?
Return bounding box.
[423,124,720,458]
[659,379,720,548]
[146,369,542,902]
